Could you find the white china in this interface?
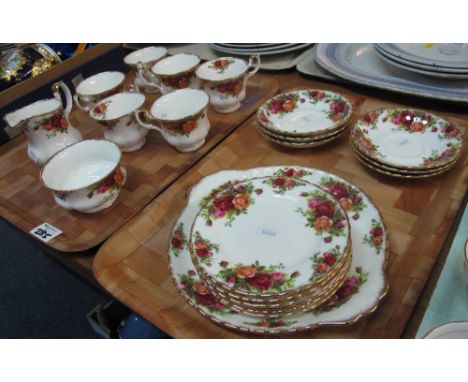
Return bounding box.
[40,140,126,213]
[376,43,468,69]
[189,175,350,295]
[374,48,468,80]
[3,81,82,165]
[136,88,210,152]
[257,89,352,136]
[89,92,148,152]
[196,55,260,113]
[423,321,468,339]
[209,43,313,56]
[124,46,168,93]
[168,166,389,334]
[352,108,463,169]
[315,43,468,104]
[74,71,127,111]
[137,53,201,94]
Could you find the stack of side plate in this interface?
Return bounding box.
[187,173,352,318]
[256,89,353,148]
[350,108,464,179]
[168,166,390,335]
[374,43,468,80]
[209,43,313,57]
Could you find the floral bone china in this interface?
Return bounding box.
[137,53,201,94]
[195,55,261,113]
[257,89,353,137]
[135,88,210,152]
[124,46,168,93]
[189,176,351,296]
[89,92,148,152]
[3,81,83,165]
[168,166,389,334]
[40,140,126,213]
[73,71,127,111]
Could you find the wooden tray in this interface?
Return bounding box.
[0,74,279,252]
[93,77,467,338]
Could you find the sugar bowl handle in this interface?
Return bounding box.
[247,54,261,77]
[52,81,73,118]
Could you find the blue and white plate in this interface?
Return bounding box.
[315,43,468,104]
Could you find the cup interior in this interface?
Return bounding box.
[150,89,208,120]
[90,92,145,120]
[76,71,125,96]
[41,140,121,191]
[4,98,61,127]
[196,57,248,81]
[152,54,200,76]
[124,46,167,66]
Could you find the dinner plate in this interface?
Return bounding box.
[214,43,292,50]
[168,166,389,334]
[376,43,468,69]
[423,321,468,339]
[374,48,468,80]
[374,45,468,74]
[189,175,350,296]
[209,43,313,56]
[315,43,468,104]
[257,89,352,136]
[351,108,463,169]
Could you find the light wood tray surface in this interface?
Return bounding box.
[93,76,468,338]
[0,74,279,252]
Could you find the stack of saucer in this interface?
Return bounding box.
[350,108,464,179]
[180,168,352,319]
[256,89,353,148]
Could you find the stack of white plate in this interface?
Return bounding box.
[374,43,468,80]
[350,108,464,179]
[168,166,389,334]
[209,43,312,56]
[256,89,353,148]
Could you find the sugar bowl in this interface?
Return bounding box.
[40,140,126,213]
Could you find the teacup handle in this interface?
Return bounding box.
[119,166,128,187]
[73,94,92,112]
[247,54,261,77]
[136,62,163,92]
[52,81,73,118]
[135,108,163,133]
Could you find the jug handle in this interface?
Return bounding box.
[52,81,73,118]
[247,54,261,77]
[135,108,163,133]
[136,61,162,92]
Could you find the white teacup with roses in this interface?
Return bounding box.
[196,54,260,113]
[135,88,210,152]
[137,53,201,94]
[90,92,149,152]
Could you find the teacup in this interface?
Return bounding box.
[195,55,260,113]
[137,53,201,94]
[124,46,168,93]
[40,140,126,213]
[135,88,210,152]
[89,92,148,152]
[74,71,127,111]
